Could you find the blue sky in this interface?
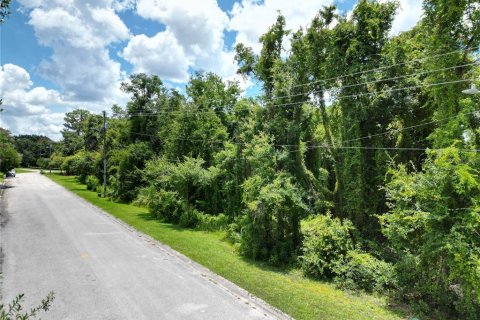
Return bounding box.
[0,0,422,139]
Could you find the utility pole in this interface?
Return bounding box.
[102,110,107,198]
[49,143,52,174]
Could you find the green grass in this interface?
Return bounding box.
[45,173,406,320]
[15,168,36,173]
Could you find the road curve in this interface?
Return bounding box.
[0,172,289,320]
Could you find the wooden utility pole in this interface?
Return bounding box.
[102,111,107,197]
[49,143,52,174]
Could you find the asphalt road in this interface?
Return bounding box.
[0,173,289,320]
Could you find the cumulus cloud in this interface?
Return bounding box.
[385,0,424,35]
[123,0,237,83]
[38,47,124,102]
[229,0,334,53]
[229,0,423,53]
[0,64,65,139]
[18,0,130,104]
[121,31,191,82]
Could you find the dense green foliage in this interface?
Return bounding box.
[51,0,480,317]
[14,135,54,168]
[0,129,21,174]
[382,148,480,317]
[300,214,356,278]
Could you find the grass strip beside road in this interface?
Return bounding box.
[45,173,404,320]
[15,168,36,173]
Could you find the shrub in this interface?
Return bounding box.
[48,153,64,171]
[333,250,397,293]
[61,151,96,181]
[148,189,185,223]
[141,156,219,224]
[115,142,154,202]
[300,214,356,278]
[85,175,99,192]
[0,144,21,174]
[241,172,308,264]
[197,213,228,231]
[382,148,480,317]
[36,157,49,169]
[179,207,201,228]
[225,219,242,244]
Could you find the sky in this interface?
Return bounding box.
[0,0,423,140]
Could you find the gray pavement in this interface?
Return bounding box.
[0,172,289,320]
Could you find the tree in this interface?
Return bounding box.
[382,147,480,318]
[0,0,10,24]
[61,109,91,156]
[121,73,166,145]
[0,129,21,173]
[114,142,153,202]
[14,135,53,167]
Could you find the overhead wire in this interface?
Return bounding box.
[113,47,480,157]
[126,60,479,117]
[132,126,480,153]
[126,77,477,118]
[342,110,480,145]
[245,45,480,94]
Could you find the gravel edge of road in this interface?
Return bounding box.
[45,174,294,320]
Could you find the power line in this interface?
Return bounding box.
[131,108,471,148]
[249,78,474,109]
[123,50,479,119]
[342,110,480,145]
[130,131,480,155]
[249,61,479,101]
[249,45,480,92]
[126,78,477,118]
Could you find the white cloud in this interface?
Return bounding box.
[386,0,423,35]
[121,31,191,83]
[19,0,130,104]
[0,64,32,92]
[123,0,238,83]
[38,46,125,102]
[0,64,66,139]
[229,0,334,53]
[136,0,228,54]
[229,0,423,53]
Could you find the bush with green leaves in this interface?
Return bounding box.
[333,250,397,293]
[141,156,221,227]
[0,144,21,174]
[146,188,185,223]
[241,171,308,264]
[61,154,78,175]
[115,142,153,202]
[300,214,356,278]
[197,213,228,231]
[0,292,54,320]
[178,207,202,228]
[48,153,64,171]
[85,175,99,192]
[381,147,480,318]
[36,158,49,169]
[60,151,97,182]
